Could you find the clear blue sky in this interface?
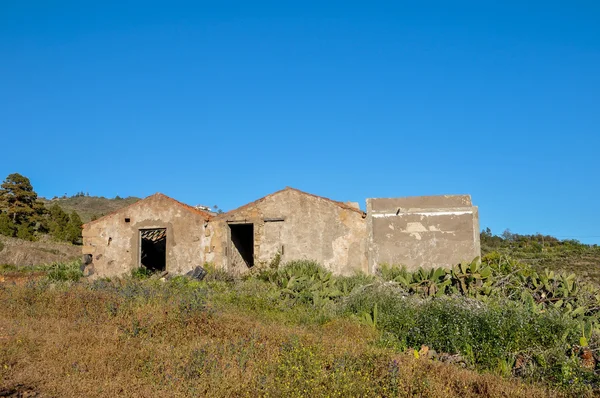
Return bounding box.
[1,1,599,243]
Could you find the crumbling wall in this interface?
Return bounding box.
[82,189,480,279]
[367,195,480,273]
[82,194,208,278]
[207,189,368,275]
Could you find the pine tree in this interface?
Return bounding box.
[0,212,16,237]
[0,173,38,224]
[49,204,70,241]
[16,224,35,241]
[65,211,83,244]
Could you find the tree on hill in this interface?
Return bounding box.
[65,211,83,244]
[0,173,83,244]
[48,204,70,241]
[0,173,38,224]
[0,212,16,237]
[47,204,83,244]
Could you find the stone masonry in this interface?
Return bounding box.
[82,188,480,278]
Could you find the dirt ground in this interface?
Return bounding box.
[0,272,48,287]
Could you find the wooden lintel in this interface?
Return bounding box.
[263,217,286,222]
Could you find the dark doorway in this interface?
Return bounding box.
[229,223,254,268]
[140,228,167,272]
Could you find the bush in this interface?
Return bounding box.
[278,259,328,279]
[336,273,377,294]
[0,263,17,272]
[343,285,586,379]
[16,224,35,241]
[46,260,83,282]
[131,266,153,279]
[0,240,4,252]
[0,213,15,237]
[203,263,235,283]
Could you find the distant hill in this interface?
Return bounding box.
[481,229,600,284]
[39,196,140,223]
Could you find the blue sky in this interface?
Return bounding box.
[1,1,599,242]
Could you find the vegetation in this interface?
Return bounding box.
[0,260,82,280]
[0,173,84,244]
[2,256,600,396]
[0,173,46,241]
[39,194,140,223]
[131,266,154,279]
[46,260,84,282]
[481,228,600,284]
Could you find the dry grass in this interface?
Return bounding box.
[0,278,573,398]
[0,235,80,267]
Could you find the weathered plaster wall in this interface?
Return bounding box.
[82,194,208,278]
[82,190,480,279]
[367,195,480,272]
[207,189,368,276]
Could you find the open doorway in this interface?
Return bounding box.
[139,228,167,272]
[229,223,254,269]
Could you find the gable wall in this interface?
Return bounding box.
[82,195,208,278]
[206,190,368,275]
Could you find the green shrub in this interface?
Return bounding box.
[131,266,153,279]
[378,263,411,281]
[46,260,83,282]
[0,263,17,272]
[0,213,16,237]
[336,273,376,294]
[203,263,235,283]
[0,240,4,252]
[212,278,280,313]
[274,260,342,310]
[342,284,591,384]
[16,224,36,241]
[280,259,324,277]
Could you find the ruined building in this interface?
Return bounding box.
[82,188,480,278]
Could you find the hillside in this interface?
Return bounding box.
[39,195,140,223]
[1,260,594,397]
[0,235,81,266]
[481,229,600,284]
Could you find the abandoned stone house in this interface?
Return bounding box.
[81,187,480,278]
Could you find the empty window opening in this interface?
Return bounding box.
[140,228,167,273]
[125,217,131,223]
[229,223,254,268]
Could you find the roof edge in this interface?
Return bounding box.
[82,192,212,227]
[212,187,365,220]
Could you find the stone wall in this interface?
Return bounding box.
[206,188,368,276]
[366,195,480,272]
[82,194,209,278]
